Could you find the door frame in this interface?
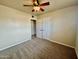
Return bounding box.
[31,19,36,38]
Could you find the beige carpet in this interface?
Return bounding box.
[0,38,77,59]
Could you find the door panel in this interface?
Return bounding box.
[37,18,51,40]
[42,18,51,39]
[36,20,43,38]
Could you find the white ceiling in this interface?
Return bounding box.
[0,0,78,15]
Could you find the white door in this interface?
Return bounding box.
[36,19,43,38]
[37,18,51,40]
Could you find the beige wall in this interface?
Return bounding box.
[37,5,77,48]
[0,5,31,51]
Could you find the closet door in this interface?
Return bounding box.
[37,18,51,40]
[36,19,43,38]
[42,18,51,40]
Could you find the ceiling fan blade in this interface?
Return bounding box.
[23,5,33,6]
[32,0,35,2]
[40,8,44,11]
[40,2,50,6]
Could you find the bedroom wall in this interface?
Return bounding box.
[0,5,31,51]
[37,5,77,48]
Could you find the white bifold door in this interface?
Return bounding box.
[37,18,51,40]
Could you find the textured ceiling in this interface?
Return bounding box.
[0,0,78,15]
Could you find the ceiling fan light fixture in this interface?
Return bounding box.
[33,6,40,11]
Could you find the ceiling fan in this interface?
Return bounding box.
[23,0,50,12]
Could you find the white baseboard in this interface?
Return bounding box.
[0,39,31,51]
[48,40,75,48]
